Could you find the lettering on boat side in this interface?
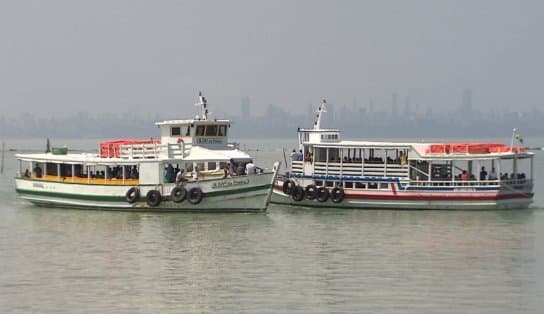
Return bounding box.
[32,183,44,188]
[453,188,476,192]
[196,138,224,145]
[212,179,250,189]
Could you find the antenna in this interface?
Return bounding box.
[314,99,327,130]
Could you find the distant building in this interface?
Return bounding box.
[240,96,251,118]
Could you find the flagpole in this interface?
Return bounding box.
[510,128,516,152]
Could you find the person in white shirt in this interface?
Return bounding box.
[245,162,256,175]
[489,167,497,180]
[192,166,200,180]
[176,169,185,183]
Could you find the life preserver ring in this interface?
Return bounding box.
[146,190,162,207]
[282,180,296,195]
[170,186,187,203]
[316,187,329,202]
[125,187,140,203]
[304,185,317,200]
[292,185,305,202]
[187,187,204,204]
[330,187,345,203]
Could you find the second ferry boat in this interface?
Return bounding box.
[272,100,534,210]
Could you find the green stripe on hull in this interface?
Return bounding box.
[16,184,272,203]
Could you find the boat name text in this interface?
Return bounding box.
[212,179,250,189]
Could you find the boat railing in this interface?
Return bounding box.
[291,160,303,173]
[407,178,533,188]
[312,161,409,178]
[119,143,164,159]
[118,142,192,159]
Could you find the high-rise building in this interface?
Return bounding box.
[461,89,473,115]
[240,96,251,118]
[391,92,398,117]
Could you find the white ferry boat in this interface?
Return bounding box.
[15,93,280,212]
[272,100,534,210]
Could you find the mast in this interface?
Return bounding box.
[314,99,327,130]
[196,91,209,120]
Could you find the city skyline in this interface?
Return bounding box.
[2,88,543,140]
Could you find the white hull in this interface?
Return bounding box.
[16,169,278,212]
[271,183,533,210]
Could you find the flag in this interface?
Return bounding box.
[515,131,524,144]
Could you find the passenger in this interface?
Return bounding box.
[489,168,497,180]
[290,149,297,160]
[245,162,257,174]
[23,169,30,178]
[131,165,139,179]
[460,170,469,181]
[399,151,408,165]
[176,168,185,183]
[236,162,245,175]
[228,159,236,176]
[192,165,200,180]
[166,163,175,183]
[33,165,43,178]
[306,151,313,164]
[298,149,304,161]
[223,163,229,178]
[479,166,488,181]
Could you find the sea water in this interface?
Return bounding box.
[0,138,543,313]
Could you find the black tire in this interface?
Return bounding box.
[187,187,204,205]
[125,187,140,204]
[292,186,305,202]
[170,186,187,203]
[330,187,345,203]
[146,190,162,207]
[282,180,296,195]
[316,187,329,202]
[304,185,317,200]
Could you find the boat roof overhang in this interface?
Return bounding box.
[308,141,534,159]
[15,153,161,165]
[155,119,231,126]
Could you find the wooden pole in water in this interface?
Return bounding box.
[1,142,5,174]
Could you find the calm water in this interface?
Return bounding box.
[1,138,544,313]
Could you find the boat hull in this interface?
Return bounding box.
[271,183,533,210]
[15,171,278,213]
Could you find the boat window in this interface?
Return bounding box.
[325,181,334,187]
[46,162,58,176]
[185,126,191,136]
[186,163,194,172]
[313,148,326,162]
[355,182,366,189]
[328,148,340,162]
[219,162,227,169]
[344,181,354,189]
[218,125,227,137]
[379,183,389,189]
[171,126,181,136]
[196,162,205,171]
[208,162,217,171]
[205,125,218,136]
[196,126,205,136]
[315,180,323,187]
[368,182,378,189]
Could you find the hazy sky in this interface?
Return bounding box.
[1,0,543,117]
